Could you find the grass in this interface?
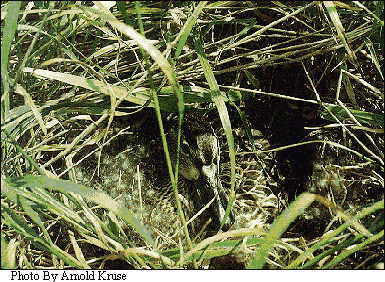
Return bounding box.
[1,1,383,269]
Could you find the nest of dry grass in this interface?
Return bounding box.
[1,1,383,269]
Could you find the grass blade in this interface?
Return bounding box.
[1,237,19,269]
[246,193,317,269]
[1,1,22,121]
[193,29,236,228]
[174,1,207,59]
[323,1,360,68]
[5,175,155,247]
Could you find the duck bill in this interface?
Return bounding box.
[201,164,234,230]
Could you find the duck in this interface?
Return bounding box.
[165,111,235,236]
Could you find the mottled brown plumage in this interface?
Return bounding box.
[166,112,235,234]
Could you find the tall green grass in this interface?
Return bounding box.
[1,1,383,269]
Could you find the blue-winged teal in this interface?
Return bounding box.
[165,112,235,235]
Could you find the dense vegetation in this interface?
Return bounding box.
[1,1,383,269]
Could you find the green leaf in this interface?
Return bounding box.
[1,236,19,269]
[164,237,264,262]
[247,193,317,269]
[193,29,236,228]
[322,230,384,269]
[2,205,90,268]
[1,1,22,121]
[320,105,384,127]
[5,175,155,247]
[174,1,207,59]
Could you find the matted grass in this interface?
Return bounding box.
[1,1,383,269]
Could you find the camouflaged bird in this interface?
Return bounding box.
[166,112,235,235]
[77,110,235,241]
